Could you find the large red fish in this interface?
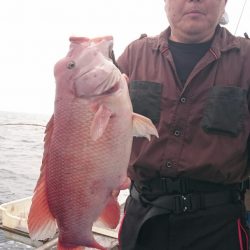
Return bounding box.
[28,36,158,250]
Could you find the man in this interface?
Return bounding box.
[117,0,250,249]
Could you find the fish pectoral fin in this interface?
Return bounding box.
[98,197,120,229]
[132,113,159,141]
[28,172,57,240]
[90,104,113,141]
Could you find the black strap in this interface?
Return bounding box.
[130,184,242,214]
[135,177,242,195]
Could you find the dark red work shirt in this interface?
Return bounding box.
[117,26,250,184]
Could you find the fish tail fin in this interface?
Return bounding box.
[57,240,107,250]
[99,196,120,229]
[57,241,84,250]
[28,171,57,240]
[132,113,159,140]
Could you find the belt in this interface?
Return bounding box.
[130,184,242,214]
[134,177,243,195]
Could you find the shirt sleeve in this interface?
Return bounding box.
[117,45,130,76]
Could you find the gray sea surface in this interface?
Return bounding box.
[0,111,49,249]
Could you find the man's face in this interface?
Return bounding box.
[165,0,227,42]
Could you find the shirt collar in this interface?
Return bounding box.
[152,25,241,55]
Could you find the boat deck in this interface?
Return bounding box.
[0,192,128,249]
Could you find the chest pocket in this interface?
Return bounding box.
[201,86,247,137]
[129,81,162,124]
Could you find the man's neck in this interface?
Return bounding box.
[170,29,215,44]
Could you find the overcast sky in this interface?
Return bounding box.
[0,0,249,115]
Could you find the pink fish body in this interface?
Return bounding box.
[28,36,158,250]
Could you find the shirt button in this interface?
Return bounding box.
[174,130,181,136]
[180,97,186,103]
[166,161,172,168]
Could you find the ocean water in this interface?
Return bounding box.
[0,111,50,249]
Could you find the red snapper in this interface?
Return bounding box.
[28,36,158,250]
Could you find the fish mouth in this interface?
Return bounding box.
[101,81,120,95]
[77,81,121,99]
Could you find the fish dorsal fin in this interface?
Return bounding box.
[90,105,112,141]
[28,115,57,240]
[132,113,159,140]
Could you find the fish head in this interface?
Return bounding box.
[54,36,123,98]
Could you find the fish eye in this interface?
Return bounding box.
[67,61,75,69]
